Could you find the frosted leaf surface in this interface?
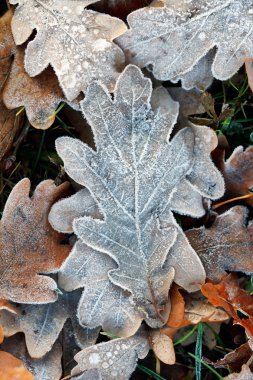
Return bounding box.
[9,0,127,101]
[1,335,62,380]
[0,178,70,305]
[171,50,215,90]
[118,0,253,85]
[0,289,99,358]
[71,329,149,380]
[52,65,224,330]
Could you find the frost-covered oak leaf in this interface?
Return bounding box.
[0,178,71,306]
[0,289,99,358]
[70,328,150,380]
[0,9,78,130]
[10,0,127,101]
[117,0,253,86]
[186,206,253,283]
[50,65,224,330]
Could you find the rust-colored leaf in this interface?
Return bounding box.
[186,206,253,283]
[213,342,253,373]
[202,274,253,340]
[0,350,34,380]
[0,325,4,344]
[166,285,185,328]
[0,178,71,305]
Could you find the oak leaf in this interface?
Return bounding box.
[0,10,23,161]
[1,334,62,380]
[70,328,150,380]
[201,274,253,340]
[0,289,99,358]
[50,65,224,332]
[213,342,253,373]
[0,178,71,306]
[0,10,79,130]
[186,206,253,282]
[117,0,253,87]
[0,350,34,380]
[10,0,127,101]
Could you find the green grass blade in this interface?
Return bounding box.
[174,324,198,346]
[188,353,224,380]
[195,323,203,380]
[137,364,166,380]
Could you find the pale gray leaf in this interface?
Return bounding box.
[0,289,98,358]
[10,0,127,100]
[71,329,150,380]
[117,1,253,86]
[53,65,224,330]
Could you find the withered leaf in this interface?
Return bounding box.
[150,330,175,365]
[118,0,253,88]
[0,10,78,130]
[70,328,150,380]
[10,0,127,101]
[0,289,99,358]
[186,206,253,283]
[0,350,34,380]
[213,342,253,373]
[214,146,253,206]
[0,10,23,161]
[50,65,224,332]
[202,274,253,340]
[1,334,62,380]
[0,178,71,306]
[223,365,253,380]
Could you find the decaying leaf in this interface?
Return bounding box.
[214,146,253,207]
[0,289,99,358]
[150,330,175,365]
[186,206,253,282]
[246,58,253,92]
[223,365,253,380]
[49,65,224,333]
[0,10,23,161]
[213,342,253,373]
[202,274,253,339]
[70,328,150,380]
[0,9,79,130]
[0,350,34,380]
[10,0,127,101]
[0,178,71,306]
[1,334,62,380]
[118,0,253,88]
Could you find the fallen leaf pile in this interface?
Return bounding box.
[0,1,253,379]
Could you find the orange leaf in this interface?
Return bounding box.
[0,351,34,380]
[167,285,185,328]
[202,274,253,339]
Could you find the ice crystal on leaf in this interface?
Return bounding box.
[118,0,253,88]
[9,0,127,101]
[49,65,224,335]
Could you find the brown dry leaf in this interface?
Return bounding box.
[0,350,34,380]
[0,178,71,306]
[0,10,23,161]
[201,274,253,339]
[166,285,185,328]
[214,146,253,207]
[92,0,152,19]
[186,206,253,283]
[246,59,253,92]
[0,9,79,130]
[150,330,175,365]
[213,342,253,373]
[223,365,253,380]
